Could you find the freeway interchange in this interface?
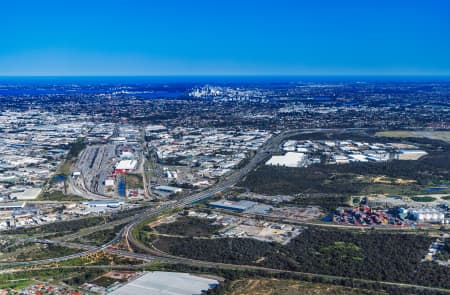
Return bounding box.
[0,128,307,267]
[2,128,450,293]
[0,127,393,268]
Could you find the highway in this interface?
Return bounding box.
[4,239,450,294]
[1,128,297,266]
[109,248,450,294]
[5,128,445,293]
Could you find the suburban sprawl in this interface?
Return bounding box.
[0,78,450,295]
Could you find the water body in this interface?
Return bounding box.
[51,174,66,183]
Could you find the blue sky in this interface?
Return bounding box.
[0,0,449,76]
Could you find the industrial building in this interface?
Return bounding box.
[9,188,42,200]
[410,208,449,224]
[82,200,124,208]
[395,149,428,160]
[145,124,167,133]
[115,160,138,174]
[265,152,305,168]
[0,201,26,211]
[277,139,428,167]
[209,200,257,212]
[109,271,219,295]
[153,185,183,196]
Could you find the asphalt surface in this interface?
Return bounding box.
[1,128,296,266]
[6,128,444,293]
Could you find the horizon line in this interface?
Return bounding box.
[1,74,450,79]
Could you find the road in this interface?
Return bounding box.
[67,144,115,200]
[1,128,300,266]
[5,128,445,293]
[112,248,450,294]
[4,238,450,294]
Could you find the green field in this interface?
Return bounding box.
[126,173,144,189]
[0,279,34,290]
[91,276,121,287]
[154,216,221,237]
[15,244,80,261]
[58,159,73,176]
[76,225,124,246]
[410,196,437,202]
[0,244,80,263]
[361,183,423,196]
[0,267,106,288]
[376,130,450,142]
[39,190,84,201]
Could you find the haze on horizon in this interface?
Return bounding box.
[1,0,449,77]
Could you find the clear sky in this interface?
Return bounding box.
[1,0,449,76]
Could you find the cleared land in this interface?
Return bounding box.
[125,173,144,189]
[376,130,450,142]
[0,243,80,262]
[228,278,384,295]
[39,190,84,201]
[154,216,221,237]
[58,159,73,176]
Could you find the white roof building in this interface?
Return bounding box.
[10,188,42,200]
[154,185,183,194]
[109,271,218,295]
[266,152,305,168]
[115,160,137,171]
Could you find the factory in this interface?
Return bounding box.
[395,149,428,160]
[145,124,167,134]
[82,200,124,208]
[148,127,270,189]
[0,110,90,201]
[277,139,428,167]
[0,201,26,211]
[153,185,183,196]
[265,152,306,168]
[9,188,42,200]
[209,200,258,212]
[409,208,449,224]
[109,271,219,295]
[330,204,450,227]
[115,159,138,174]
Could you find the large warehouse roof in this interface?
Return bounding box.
[115,160,137,171]
[0,201,26,210]
[109,271,218,295]
[265,152,305,168]
[209,199,257,211]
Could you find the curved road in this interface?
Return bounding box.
[1,128,308,267]
[5,128,445,293]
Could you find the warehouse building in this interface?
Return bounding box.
[209,200,257,212]
[395,149,428,160]
[154,185,183,196]
[0,201,26,211]
[9,188,42,200]
[115,160,137,174]
[109,271,218,295]
[265,152,305,168]
[82,200,124,208]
